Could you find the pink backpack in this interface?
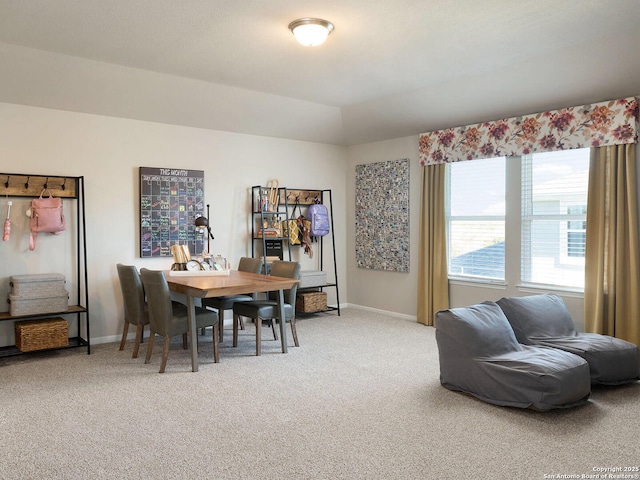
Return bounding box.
[29,189,66,250]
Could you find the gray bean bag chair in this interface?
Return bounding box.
[496,294,640,385]
[435,301,591,410]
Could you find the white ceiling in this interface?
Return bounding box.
[1,0,639,145]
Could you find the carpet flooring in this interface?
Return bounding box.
[1,307,639,479]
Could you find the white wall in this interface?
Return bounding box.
[0,102,347,345]
[346,136,422,318]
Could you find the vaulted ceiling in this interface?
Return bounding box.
[1,0,639,145]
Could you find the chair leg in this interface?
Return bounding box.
[290,317,299,347]
[200,327,206,335]
[256,316,261,356]
[145,332,155,364]
[270,319,278,340]
[213,323,220,363]
[132,324,144,358]
[217,308,225,342]
[159,336,171,373]
[233,313,240,347]
[182,333,188,350]
[239,314,245,330]
[118,322,129,351]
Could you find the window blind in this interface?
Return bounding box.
[520,148,590,288]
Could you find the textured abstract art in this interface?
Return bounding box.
[355,159,410,272]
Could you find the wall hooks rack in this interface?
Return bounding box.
[284,189,322,205]
[0,173,77,198]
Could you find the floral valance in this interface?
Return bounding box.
[419,96,639,165]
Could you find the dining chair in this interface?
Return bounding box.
[232,260,301,356]
[116,264,149,359]
[140,268,220,373]
[201,256,263,341]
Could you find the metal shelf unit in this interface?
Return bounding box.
[0,173,90,357]
[250,186,340,315]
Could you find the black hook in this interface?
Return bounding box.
[61,178,66,191]
[25,176,30,189]
[44,177,49,189]
[4,175,8,189]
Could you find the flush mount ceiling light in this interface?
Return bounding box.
[288,18,334,46]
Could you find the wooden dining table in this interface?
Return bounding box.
[165,270,298,372]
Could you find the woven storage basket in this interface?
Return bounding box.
[296,291,327,313]
[15,318,69,352]
[8,291,69,316]
[10,274,66,296]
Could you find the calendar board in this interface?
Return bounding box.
[139,167,205,258]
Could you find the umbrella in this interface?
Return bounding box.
[3,199,11,241]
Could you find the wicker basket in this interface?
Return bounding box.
[296,291,327,313]
[15,318,69,352]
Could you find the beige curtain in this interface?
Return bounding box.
[584,143,640,345]
[417,164,449,325]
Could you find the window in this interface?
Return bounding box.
[521,149,589,288]
[446,156,505,281]
[446,148,590,290]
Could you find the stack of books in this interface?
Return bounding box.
[258,228,280,238]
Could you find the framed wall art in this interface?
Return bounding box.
[355,159,410,272]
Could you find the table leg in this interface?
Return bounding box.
[186,294,199,372]
[277,289,288,353]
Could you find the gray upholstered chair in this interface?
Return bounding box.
[116,264,149,358]
[140,268,219,373]
[232,260,301,356]
[435,301,591,410]
[497,294,640,385]
[201,256,263,341]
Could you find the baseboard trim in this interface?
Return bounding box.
[346,304,416,322]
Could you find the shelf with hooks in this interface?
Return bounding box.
[250,186,340,315]
[283,189,322,206]
[1,173,78,199]
[0,172,90,357]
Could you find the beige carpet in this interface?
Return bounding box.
[1,307,639,480]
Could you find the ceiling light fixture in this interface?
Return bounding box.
[288,18,334,46]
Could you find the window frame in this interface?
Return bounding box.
[446,148,590,293]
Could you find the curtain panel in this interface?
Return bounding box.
[417,164,449,325]
[584,144,640,346]
[419,97,638,165]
